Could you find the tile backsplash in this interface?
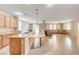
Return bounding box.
[0,28,15,35]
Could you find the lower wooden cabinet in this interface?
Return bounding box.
[9,38,24,55]
[40,37,46,46]
[9,36,25,55]
[0,36,2,48]
[0,35,9,48]
[3,35,9,47]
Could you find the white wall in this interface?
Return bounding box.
[21,21,29,33]
[63,23,71,30]
[18,20,29,33]
[0,11,12,16]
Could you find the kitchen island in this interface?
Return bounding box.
[0,31,18,49]
[9,32,46,55]
[9,32,33,55]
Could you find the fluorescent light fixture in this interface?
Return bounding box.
[14,12,22,16]
[18,17,28,22]
[46,19,71,23]
[46,4,54,7]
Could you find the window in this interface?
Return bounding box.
[64,23,71,30]
[49,24,53,30]
[53,23,56,30]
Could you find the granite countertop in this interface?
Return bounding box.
[0,32,17,36]
[31,35,45,37]
[10,34,28,38]
[10,32,33,39]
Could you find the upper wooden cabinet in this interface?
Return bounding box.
[0,15,5,27]
[10,17,17,28]
[0,15,17,28]
[6,16,11,28]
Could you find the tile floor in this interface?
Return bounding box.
[27,34,79,55]
[0,45,9,55]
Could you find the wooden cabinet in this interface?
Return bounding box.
[3,35,9,47]
[6,16,11,28]
[0,15,5,27]
[0,36,2,48]
[6,17,17,28]
[0,35,9,48]
[10,18,17,28]
[9,38,21,55]
[40,37,46,46]
[0,15,17,28]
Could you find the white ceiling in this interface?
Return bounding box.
[0,4,79,23]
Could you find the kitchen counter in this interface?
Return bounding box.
[10,34,27,39]
[0,31,20,49]
[10,32,33,38]
[9,32,47,55]
[0,31,19,36]
[9,32,33,55]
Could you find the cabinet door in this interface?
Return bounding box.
[0,15,5,27]
[40,37,46,46]
[11,18,17,28]
[3,35,9,47]
[9,38,21,55]
[6,16,11,28]
[0,36,2,48]
[14,18,17,28]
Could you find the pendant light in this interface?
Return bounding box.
[35,8,39,36]
[35,9,39,24]
[34,9,40,48]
